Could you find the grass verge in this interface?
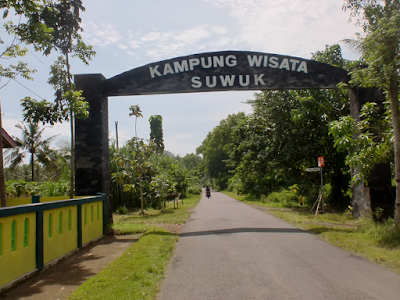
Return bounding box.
[112,194,201,232]
[68,194,201,300]
[223,191,302,209]
[223,191,400,274]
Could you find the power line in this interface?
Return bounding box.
[165,135,199,146]
[109,117,199,146]
[13,79,46,100]
[27,47,50,70]
[109,118,148,133]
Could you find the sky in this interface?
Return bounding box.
[1,0,361,157]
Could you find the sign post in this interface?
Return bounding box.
[306,156,325,215]
[318,156,325,167]
[305,167,321,172]
[318,156,324,214]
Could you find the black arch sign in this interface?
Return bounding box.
[104,51,349,96]
[74,50,351,224]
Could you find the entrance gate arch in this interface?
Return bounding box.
[73,50,386,222]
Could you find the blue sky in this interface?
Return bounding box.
[1,0,360,157]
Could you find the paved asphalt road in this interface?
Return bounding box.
[158,190,400,300]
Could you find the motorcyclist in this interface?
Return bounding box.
[206,186,211,197]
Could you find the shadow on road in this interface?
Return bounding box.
[100,236,140,244]
[180,227,307,237]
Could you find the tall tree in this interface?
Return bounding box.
[343,0,400,225]
[225,45,351,206]
[149,115,164,154]
[21,0,95,198]
[197,112,247,190]
[5,121,57,181]
[129,105,146,215]
[230,87,349,204]
[0,0,52,207]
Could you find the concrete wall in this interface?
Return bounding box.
[0,195,105,290]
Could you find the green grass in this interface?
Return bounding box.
[69,227,177,300]
[113,194,201,231]
[68,194,201,300]
[223,190,302,209]
[223,191,400,274]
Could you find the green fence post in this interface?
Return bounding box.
[77,204,82,249]
[35,210,44,271]
[97,193,107,235]
[32,195,41,204]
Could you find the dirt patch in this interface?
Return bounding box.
[251,205,295,212]
[153,223,184,234]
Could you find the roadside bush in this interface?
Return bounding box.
[115,205,128,214]
[358,217,400,248]
[265,188,300,208]
[187,185,201,195]
[227,174,245,195]
[43,181,70,196]
[5,180,70,197]
[6,180,28,197]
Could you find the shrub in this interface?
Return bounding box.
[187,186,201,195]
[358,217,400,248]
[115,206,128,214]
[5,180,70,197]
[265,188,300,207]
[227,174,245,195]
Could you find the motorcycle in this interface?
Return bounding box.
[206,190,211,198]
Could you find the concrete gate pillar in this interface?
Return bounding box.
[74,74,112,224]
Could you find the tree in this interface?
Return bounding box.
[5,121,58,181]
[36,142,70,182]
[20,0,95,199]
[129,105,146,215]
[149,115,164,154]
[196,112,247,190]
[0,1,51,89]
[329,102,393,184]
[0,0,52,207]
[343,0,400,225]
[223,45,352,208]
[178,153,203,171]
[229,88,349,205]
[112,137,156,211]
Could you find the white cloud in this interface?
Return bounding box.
[205,0,359,58]
[116,24,233,61]
[125,51,140,59]
[211,26,229,35]
[88,37,102,45]
[103,1,358,63]
[83,22,122,46]
[140,31,171,43]
[174,27,211,43]
[117,44,128,50]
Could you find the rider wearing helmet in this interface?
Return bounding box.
[206,186,211,198]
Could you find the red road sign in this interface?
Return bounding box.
[318,156,325,167]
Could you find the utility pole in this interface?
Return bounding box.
[0,98,7,207]
[320,166,324,214]
[115,121,119,149]
[318,156,325,214]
